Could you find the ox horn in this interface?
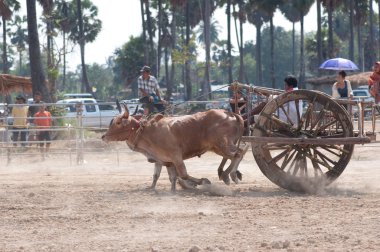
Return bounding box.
[116,99,122,113]
[131,105,139,116]
[122,103,129,118]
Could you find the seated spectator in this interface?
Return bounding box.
[229,91,247,115]
[332,70,353,99]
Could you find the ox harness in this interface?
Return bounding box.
[127,118,147,151]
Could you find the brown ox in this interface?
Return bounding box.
[101,105,246,191]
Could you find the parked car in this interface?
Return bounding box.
[63,93,94,99]
[352,89,374,102]
[56,98,119,128]
[351,89,374,118]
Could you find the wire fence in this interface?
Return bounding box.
[1,98,380,167]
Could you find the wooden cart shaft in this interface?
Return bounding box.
[241,136,371,145]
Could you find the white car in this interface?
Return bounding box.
[352,89,374,103]
[56,98,119,128]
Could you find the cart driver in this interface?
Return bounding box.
[137,66,166,116]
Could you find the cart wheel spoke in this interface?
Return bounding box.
[252,90,354,192]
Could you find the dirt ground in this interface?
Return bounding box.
[1,140,380,252]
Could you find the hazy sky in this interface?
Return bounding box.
[18,0,321,70]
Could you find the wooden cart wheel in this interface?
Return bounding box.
[252,90,354,192]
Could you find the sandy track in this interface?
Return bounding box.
[1,142,380,251]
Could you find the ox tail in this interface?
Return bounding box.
[232,113,245,144]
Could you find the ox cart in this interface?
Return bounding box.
[229,82,372,192]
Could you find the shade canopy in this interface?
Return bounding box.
[0,74,32,95]
[319,58,359,71]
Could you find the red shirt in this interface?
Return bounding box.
[34,111,52,128]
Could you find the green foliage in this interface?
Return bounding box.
[62,0,102,44]
[86,63,114,100]
[259,26,300,88]
[305,29,342,74]
[112,35,145,98]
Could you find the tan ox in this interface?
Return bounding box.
[102,105,246,192]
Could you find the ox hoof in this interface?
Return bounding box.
[178,179,197,190]
[221,174,230,185]
[201,178,211,185]
[230,173,239,184]
[236,170,243,181]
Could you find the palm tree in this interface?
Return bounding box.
[354,0,368,70]
[9,14,28,76]
[226,0,233,83]
[316,0,322,75]
[368,0,376,65]
[279,3,301,75]
[2,0,19,74]
[69,0,102,95]
[256,0,284,88]
[38,0,57,98]
[144,0,155,68]
[26,0,50,101]
[293,0,314,87]
[246,0,269,86]
[232,0,247,83]
[203,0,211,99]
[348,0,354,61]
[140,0,148,64]
[376,0,380,56]
[55,0,74,89]
[321,0,344,59]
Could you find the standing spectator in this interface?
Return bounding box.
[34,104,52,159]
[368,62,380,104]
[332,70,353,99]
[137,65,165,115]
[28,91,43,142]
[11,95,29,147]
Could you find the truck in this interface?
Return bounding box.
[56,98,119,128]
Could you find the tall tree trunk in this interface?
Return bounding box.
[76,0,92,95]
[239,18,244,82]
[233,5,240,50]
[270,17,275,89]
[62,31,66,89]
[317,0,322,76]
[378,1,380,57]
[167,5,176,100]
[145,0,154,69]
[292,22,295,75]
[227,0,232,84]
[2,17,8,74]
[19,51,22,75]
[140,0,148,64]
[157,0,162,78]
[185,1,192,100]
[299,15,305,89]
[356,1,363,70]
[46,17,56,101]
[255,25,262,85]
[369,0,376,65]
[164,47,169,96]
[349,0,354,61]
[203,0,211,99]
[327,1,334,58]
[26,0,50,102]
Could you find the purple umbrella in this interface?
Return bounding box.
[319,57,359,71]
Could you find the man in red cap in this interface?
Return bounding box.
[368,62,380,103]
